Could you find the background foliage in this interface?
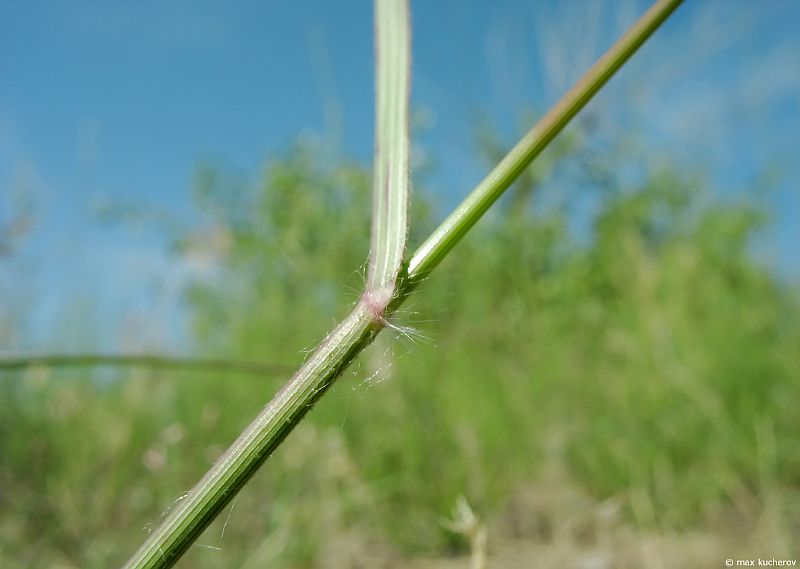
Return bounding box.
[2,123,798,567]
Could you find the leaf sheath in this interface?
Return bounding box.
[367,0,411,304]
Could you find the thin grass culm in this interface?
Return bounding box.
[122,0,683,567]
[0,353,290,376]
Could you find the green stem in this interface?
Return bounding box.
[0,353,290,376]
[367,0,411,299]
[122,302,380,569]
[122,1,682,567]
[407,0,683,283]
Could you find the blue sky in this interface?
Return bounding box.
[1,0,798,353]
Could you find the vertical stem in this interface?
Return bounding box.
[367,0,411,305]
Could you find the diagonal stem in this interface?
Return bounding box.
[406,0,683,284]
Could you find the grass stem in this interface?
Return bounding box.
[122,1,682,566]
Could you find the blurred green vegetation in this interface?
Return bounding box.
[1,133,799,567]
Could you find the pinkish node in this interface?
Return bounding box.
[362,287,392,323]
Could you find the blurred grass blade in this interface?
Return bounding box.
[0,353,291,376]
[123,1,680,567]
[366,0,411,302]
